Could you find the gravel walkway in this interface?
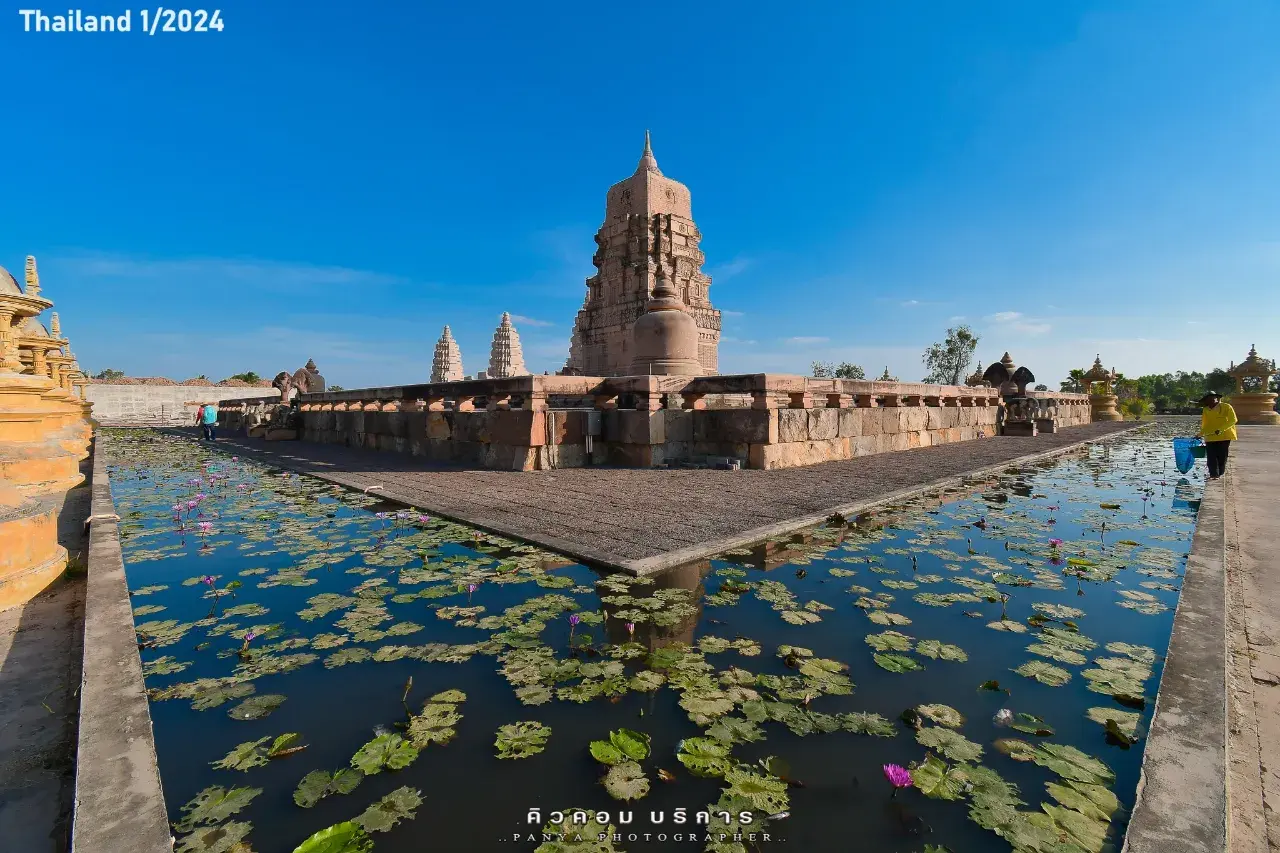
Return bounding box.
[181,421,1136,573]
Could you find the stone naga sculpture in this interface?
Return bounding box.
[272,371,293,401]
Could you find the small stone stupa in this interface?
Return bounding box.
[488,313,528,378]
[431,325,464,382]
[1227,345,1279,425]
[629,273,703,375]
[1082,355,1121,421]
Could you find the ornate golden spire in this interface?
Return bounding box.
[50,312,61,338]
[24,256,39,298]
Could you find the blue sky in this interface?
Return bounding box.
[5,1,1278,388]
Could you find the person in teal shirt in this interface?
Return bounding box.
[201,402,219,441]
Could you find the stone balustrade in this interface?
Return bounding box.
[216,374,1092,471]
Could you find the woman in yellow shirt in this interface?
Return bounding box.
[1198,391,1238,479]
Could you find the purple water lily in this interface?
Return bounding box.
[1049,538,1063,549]
[201,575,215,587]
[883,763,913,796]
[626,622,636,638]
[567,613,581,645]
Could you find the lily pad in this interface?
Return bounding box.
[227,694,286,721]
[351,733,418,774]
[294,768,364,808]
[174,786,261,832]
[874,652,923,673]
[1014,660,1072,687]
[916,639,968,662]
[290,821,374,853]
[916,726,983,762]
[495,721,551,759]
[602,760,650,801]
[354,786,422,832]
[677,736,733,777]
[916,703,965,728]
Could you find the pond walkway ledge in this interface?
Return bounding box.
[71,441,172,853]
[1122,465,1227,852]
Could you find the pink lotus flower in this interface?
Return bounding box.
[626,622,636,637]
[467,583,478,593]
[197,522,212,533]
[201,575,215,586]
[232,456,239,461]
[883,763,913,795]
[237,484,247,491]
[1049,538,1063,549]
[418,515,431,523]
[171,504,182,512]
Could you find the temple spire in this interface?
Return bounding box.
[635,129,662,176]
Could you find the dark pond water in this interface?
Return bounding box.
[106,420,1201,853]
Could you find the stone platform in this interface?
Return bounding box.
[188,420,1135,574]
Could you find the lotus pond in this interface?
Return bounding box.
[106,422,1200,853]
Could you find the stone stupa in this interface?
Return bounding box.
[629,272,703,375]
[488,313,528,378]
[431,325,464,383]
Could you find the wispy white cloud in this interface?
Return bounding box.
[901,299,921,307]
[53,251,407,291]
[511,314,554,327]
[784,336,831,346]
[708,257,753,281]
[985,310,1052,336]
[721,336,759,346]
[720,309,746,318]
[947,315,967,323]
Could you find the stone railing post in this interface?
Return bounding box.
[455,395,476,412]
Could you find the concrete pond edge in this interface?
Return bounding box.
[1120,476,1227,852]
[71,438,172,853]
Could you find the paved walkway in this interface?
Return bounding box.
[1225,426,1280,852]
[0,460,90,853]
[195,421,1135,573]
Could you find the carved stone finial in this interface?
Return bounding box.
[24,256,39,297]
[635,129,662,176]
[488,312,528,378]
[305,358,318,372]
[431,325,464,382]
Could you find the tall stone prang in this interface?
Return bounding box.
[488,313,528,378]
[564,132,720,376]
[431,325,464,383]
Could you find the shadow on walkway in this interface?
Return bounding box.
[0,456,91,853]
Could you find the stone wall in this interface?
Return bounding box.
[85,385,278,426]
[217,374,1093,471]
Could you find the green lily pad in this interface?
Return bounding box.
[174,786,261,832]
[495,721,551,759]
[916,726,983,762]
[354,786,422,832]
[1014,660,1072,686]
[227,694,286,721]
[677,736,733,777]
[874,652,923,673]
[911,754,967,800]
[602,761,649,801]
[351,733,418,774]
[294,768,364,808]
[864,630,914,652]
[916,703,964,728]
[916,639,968,662]
[290,821,374,853]
[175,821,253,853]
[724,767,789,814]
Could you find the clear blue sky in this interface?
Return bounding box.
[5,1,1278,388]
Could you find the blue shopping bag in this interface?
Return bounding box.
[1173,437,1202,474]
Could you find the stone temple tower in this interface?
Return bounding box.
[563,132,721,376]
[488,312,528,378]
[431,325,464,382]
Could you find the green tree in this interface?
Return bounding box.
[329,385,345,391]
[921,325,979,385]
[1120,398,1154,420]
[92,368,125,380]
[811,361,866,379]
[1059,369,1086,393]
[228,371,261,384]
[1033,384,1048,392]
